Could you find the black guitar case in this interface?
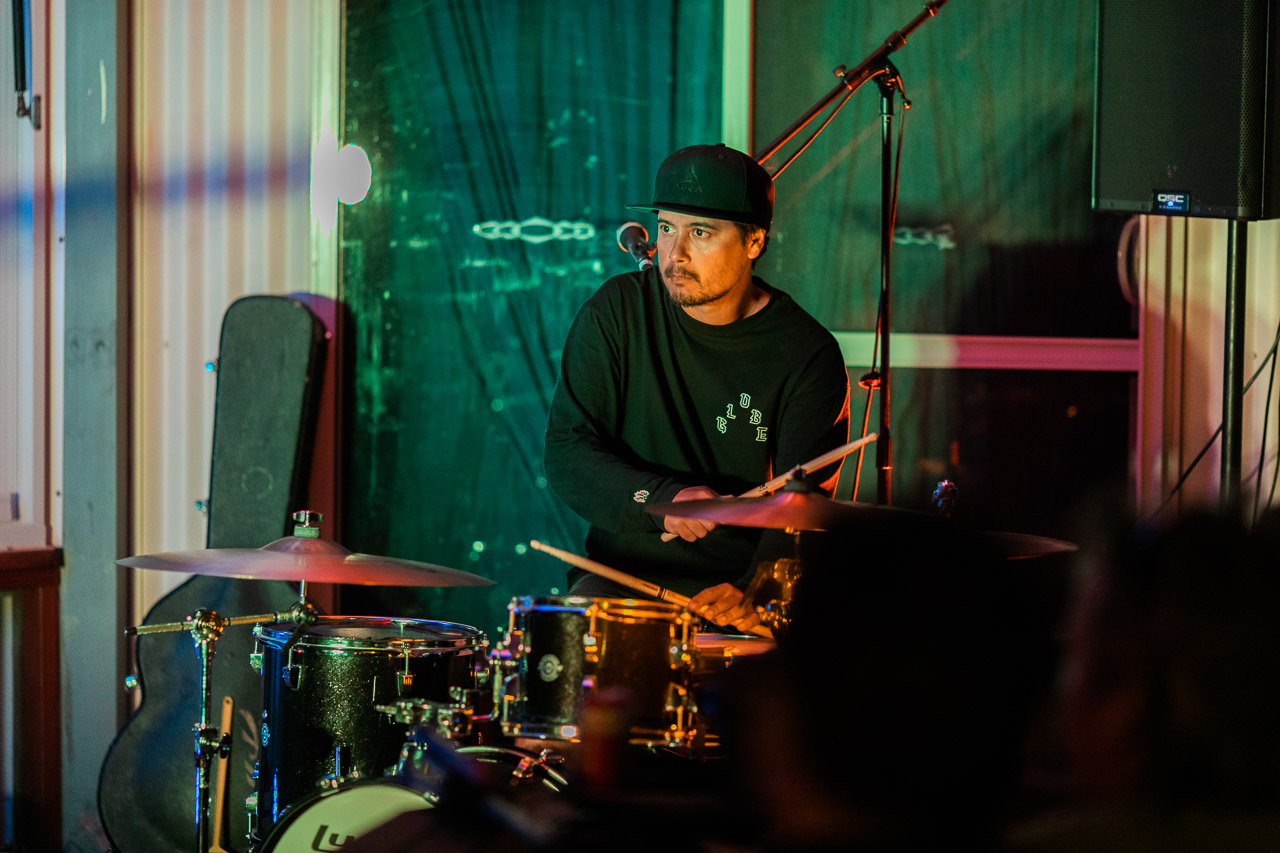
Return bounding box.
[98,295,327,853]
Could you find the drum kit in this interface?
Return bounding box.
[116,476,1076,852]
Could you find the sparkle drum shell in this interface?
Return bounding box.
[250,616,486,842]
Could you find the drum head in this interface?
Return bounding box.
[258,779,431,852]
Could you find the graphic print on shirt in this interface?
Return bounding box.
[715,392,767,441]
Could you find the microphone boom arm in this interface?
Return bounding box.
[753,0,947,168]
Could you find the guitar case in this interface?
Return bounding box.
[98,295,328,853]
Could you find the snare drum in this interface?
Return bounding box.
[492,596,695,746]
[249,616,486,843]
[693,633,776,676]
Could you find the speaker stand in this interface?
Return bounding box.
[1222,219,1247,507]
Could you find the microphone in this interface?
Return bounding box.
[616,222,654,270]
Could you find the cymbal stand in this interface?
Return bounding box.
[752,1,950,506]
[126,595,317,853]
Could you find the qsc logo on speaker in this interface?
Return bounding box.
[1153,192,1189,213]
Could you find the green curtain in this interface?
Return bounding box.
[340,0,1132,632]
[340,0,723,632]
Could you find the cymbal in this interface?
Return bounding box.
[116,534,495,587]
[979,531,1078,560]
[647,489,918,532]
[648,490,1080,558]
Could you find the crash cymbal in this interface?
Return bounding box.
[979,531,1078,560]
[117,534,494,587]
[647,488,920,531]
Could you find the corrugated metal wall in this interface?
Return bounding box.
[1137,216,1280,518]
[130,0,338,617]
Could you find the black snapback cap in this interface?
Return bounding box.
[627,143,773,229]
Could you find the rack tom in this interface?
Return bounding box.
[491,596,696,747]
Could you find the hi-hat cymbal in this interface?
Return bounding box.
[647,489,918,532]
[117,534,494,587]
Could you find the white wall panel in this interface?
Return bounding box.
[131,0,339,619]
[1137,216,1280,520]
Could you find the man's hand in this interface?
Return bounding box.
[663,485,723,541]
[689,583,771,637]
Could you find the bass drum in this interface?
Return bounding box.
[254,778,429,852]
[255,746,567,852]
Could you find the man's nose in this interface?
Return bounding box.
[666,231,691,262]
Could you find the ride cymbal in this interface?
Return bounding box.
[649,487,1079,558]
[117,534,494,587]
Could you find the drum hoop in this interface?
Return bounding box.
[257,778,431,850]
[510,595,686,623]
[254,615,486,653]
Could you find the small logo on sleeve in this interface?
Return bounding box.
[633,490,650,503]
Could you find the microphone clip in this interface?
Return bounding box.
[616,222,655,271]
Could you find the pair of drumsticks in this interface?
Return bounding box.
[531,435,877,638]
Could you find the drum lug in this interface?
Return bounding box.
[664,681,690,714]
[499,672,521,729]
[398,653,414,693]
[282,643,302,689]
[471,658,492,691]
[248,650,262,674]
[489,646,518,727]
[318,767,362,790]
[537,747,566,768]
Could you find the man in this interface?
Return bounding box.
[543,143,850,633]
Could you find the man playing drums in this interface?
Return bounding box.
[544,143,850,634]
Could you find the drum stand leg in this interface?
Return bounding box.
[191,612,226,853]
[127,598,314,853]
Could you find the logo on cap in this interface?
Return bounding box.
[675,166,702,196]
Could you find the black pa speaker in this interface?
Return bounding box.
[1094,0,1280,220]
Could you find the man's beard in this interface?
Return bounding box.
[662,266,719,307]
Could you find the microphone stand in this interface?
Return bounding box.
[754,0,949,506]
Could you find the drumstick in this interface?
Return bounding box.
[660,433,877,542]
[209,695,233,853]
[528,540,772,639]
[530,539,689,605]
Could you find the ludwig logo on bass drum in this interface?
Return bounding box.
[538,654,564,682]
[310,824,354,852]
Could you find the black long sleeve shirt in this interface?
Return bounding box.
[544,267,850,597]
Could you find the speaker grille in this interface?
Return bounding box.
[1093,0,1280,219]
